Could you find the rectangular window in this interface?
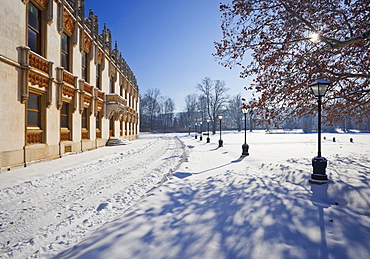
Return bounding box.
[96,111,100,130]
[61,102,69,128]
[28,2,41,54]
[82,108,89,139]
[96,111,101,138]
[110,79,114,93]
[27,93,41,128]
[61,33,70,71]
[96,64,101,89]
[82,51,88,82]
[82,108,87,129]
[60,102,71,141]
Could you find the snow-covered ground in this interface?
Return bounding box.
[0,131,369,258]
[0,135,186,258]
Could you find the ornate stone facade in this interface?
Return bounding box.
[0,0,140,172]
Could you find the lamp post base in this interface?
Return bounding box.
[218,139,223,148]
[310,156,328,184]
[241,143,249,156]
[207,137,210,143]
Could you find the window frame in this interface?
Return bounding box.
[81,51,89,82]
[60,102,70,129]
[110,78,115,93]
[96,111,101,130]
[27,93,42,129]
[61,32,71,72]
[96,111,101,138]
[96,64,102,89]
[27,1,46,56]
[26,92,45,144]
[60,101,72,142]
[81,107,90,139]
[81,108,87,130]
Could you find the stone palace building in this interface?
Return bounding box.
[0,0,140,172]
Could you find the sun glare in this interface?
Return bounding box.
[310,32,320,42]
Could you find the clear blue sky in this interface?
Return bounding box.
[85,0,253,111]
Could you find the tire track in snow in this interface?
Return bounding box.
[0,135,185,259]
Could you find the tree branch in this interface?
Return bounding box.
[323,69,370,79]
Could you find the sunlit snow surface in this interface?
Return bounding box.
[1,131,369,259]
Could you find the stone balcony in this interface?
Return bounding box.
[105,93,127,120]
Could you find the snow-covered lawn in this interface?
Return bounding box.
[1,131,369,258]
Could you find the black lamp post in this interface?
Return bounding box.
[206,118,211,143]
[249,109,253,132]
[195,123,198,139]
[199,122,203,141]
[241,107,249,156]
[218,115,223,147]
[309,77,330,183]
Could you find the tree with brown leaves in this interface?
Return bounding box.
[214,0,370,126]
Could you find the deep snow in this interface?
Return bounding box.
[0,131,369,259]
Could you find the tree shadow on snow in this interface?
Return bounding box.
[55,155,370,259]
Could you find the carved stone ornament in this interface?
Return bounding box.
[84,33,92,53]
[62,85,75,98]
[37,0,49,9]
[63,10,75,36]
[97,100,104,109]
[84,95,92,104]
[29,52,49,74]
[29,72,49,89]
[63,71,76,86]
[97,49,103,64]
[109,65,116,80]
[27,132,42,144]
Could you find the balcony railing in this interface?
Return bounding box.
[97,100,104,109]
[63,70,76,86]
[84,82,93,95]
[62,85,75,98]
[97,90,104,100]
[106,94,127,106]
[29,51,50,75]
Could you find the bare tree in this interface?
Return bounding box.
[197,77,229,133]
[164,97,175,132]
[184,94,199,128]
[156,96,176,133]
[227,94,243,131]
[140,88,161,132]
[214,0,370,124]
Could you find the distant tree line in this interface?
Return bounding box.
[140,77,370,133]
[140,77,247,133]
[140,89,176,132]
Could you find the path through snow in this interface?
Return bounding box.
[0,134,186,258]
